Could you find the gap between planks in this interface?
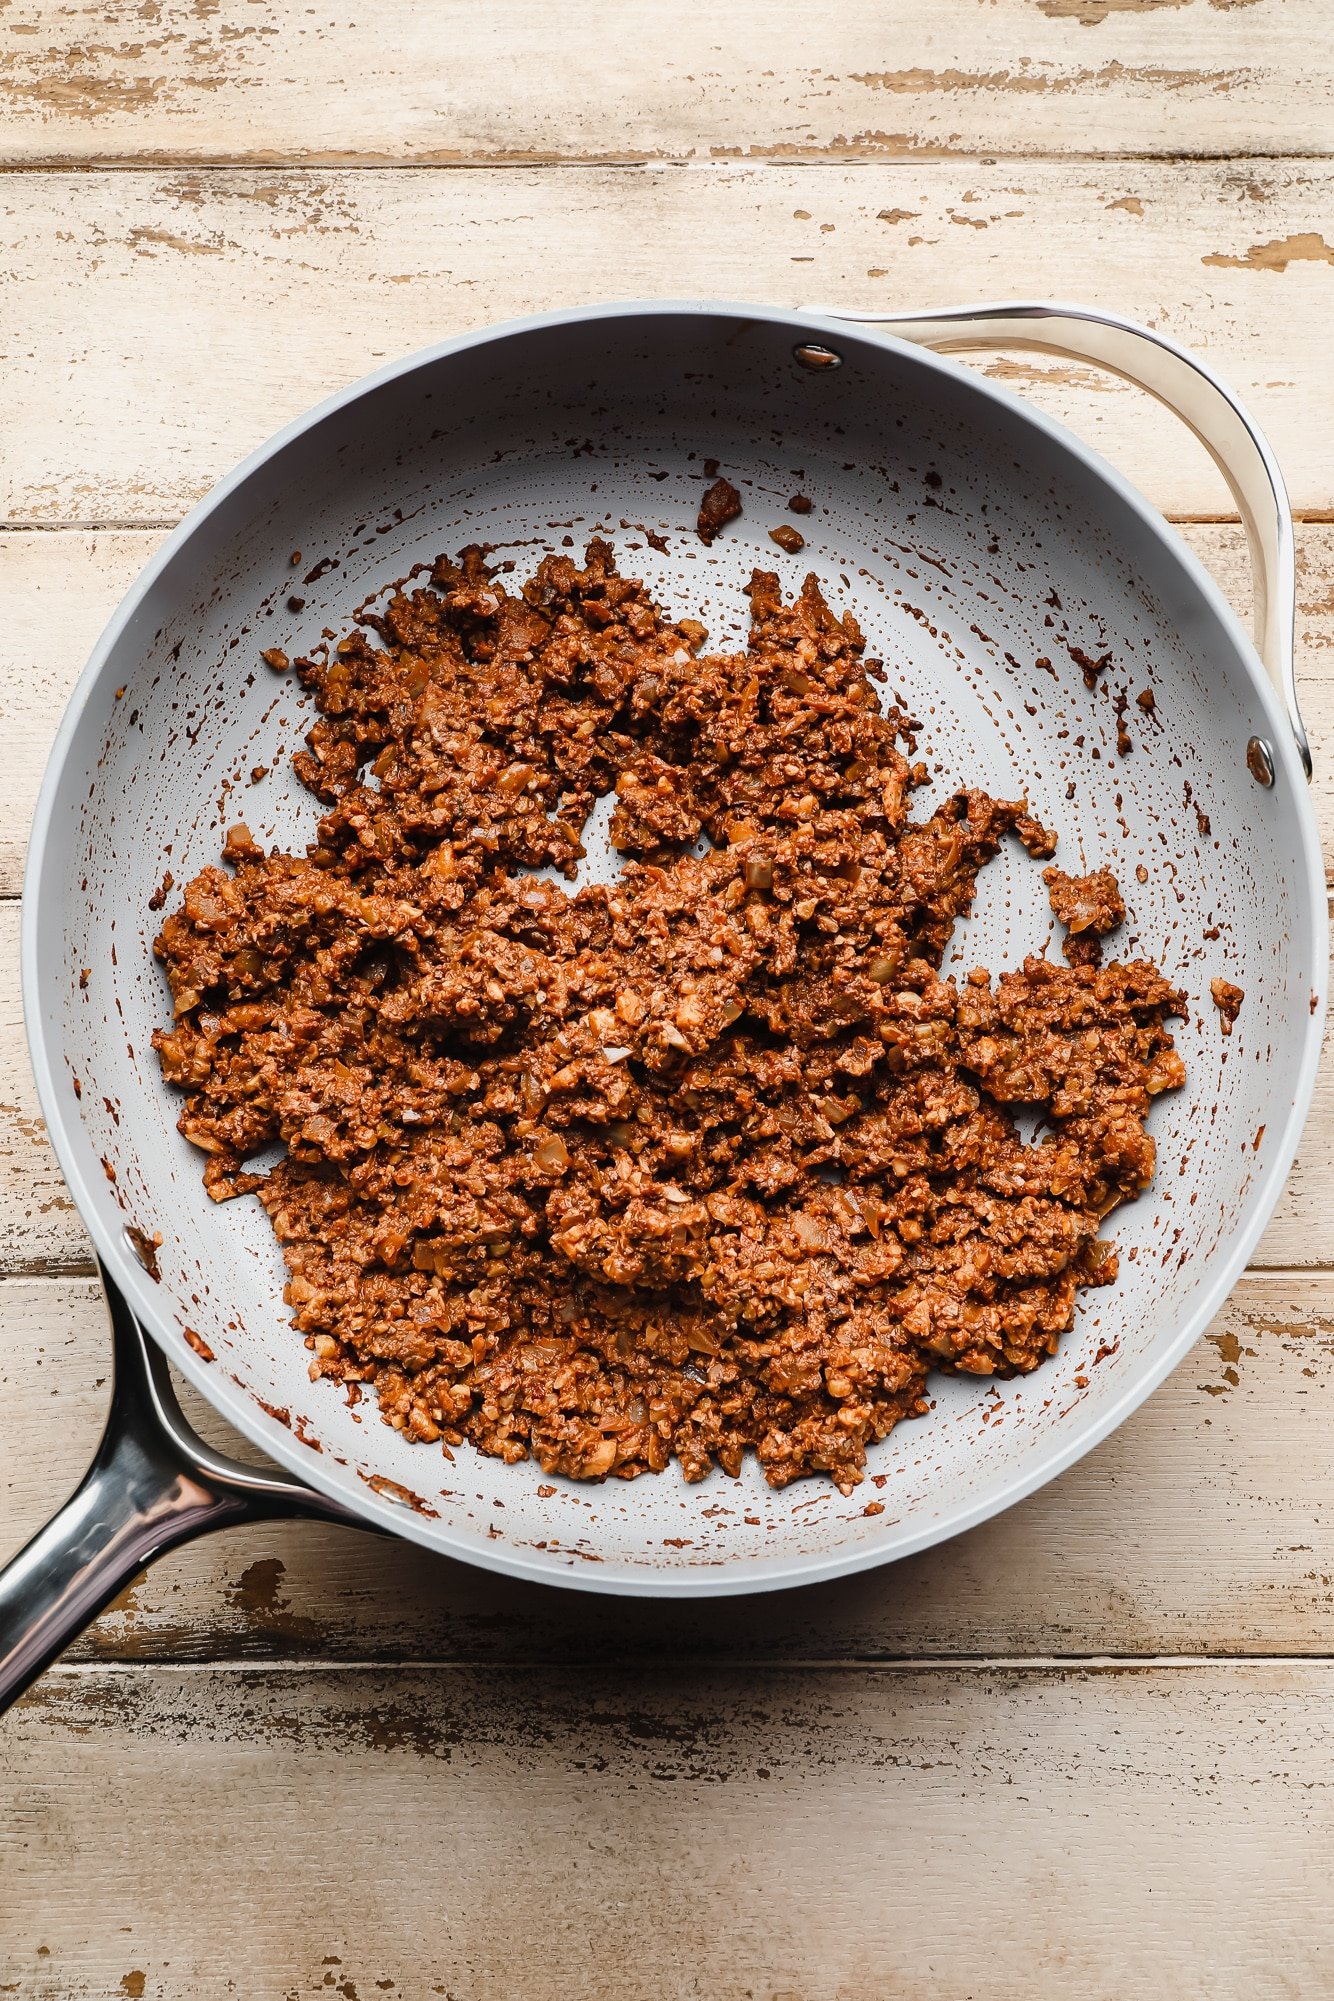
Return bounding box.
[4,151,1334,171]
[25,1652,1334,1678]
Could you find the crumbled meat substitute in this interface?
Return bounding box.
[153,540,1186,1493]
[1211,976,1244,1036]
[1043,864,1126,968]
[697,478,743,545]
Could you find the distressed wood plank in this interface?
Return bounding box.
[0,0,1328,1976]
[3,1272,1333,1664]
[5,163,1334,520]
[5,522,1332,898]
[2,0,1332,166]
[0,529,157,899]
[0,905,86,1274]
[4,1660,1334,1997]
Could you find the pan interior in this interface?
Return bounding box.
[29,308,1321,1586]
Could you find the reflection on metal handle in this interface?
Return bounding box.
[826,300,1310,780]
[0,1265,364,1714]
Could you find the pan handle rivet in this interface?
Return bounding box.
[793,343,843,372]
[1246,735,1276,787]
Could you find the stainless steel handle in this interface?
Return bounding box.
[0,1263,367,1712]
[825,300,1310,780]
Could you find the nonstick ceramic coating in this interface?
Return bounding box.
[23,302,1326,1593]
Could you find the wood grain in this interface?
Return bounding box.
[3,1273,1334,1666]
[2,0,1332,166]
[0,904,85,1276]
[6,163,1334,521]
[4,1659,1334,1998]
[5,0,1333,1986]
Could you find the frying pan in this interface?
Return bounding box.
[1,300,1324,1709]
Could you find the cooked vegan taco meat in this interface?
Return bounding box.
[153,540,1185,1493]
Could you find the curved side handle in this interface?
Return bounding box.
[0,1266,367,1713]
[825,300,1309,780]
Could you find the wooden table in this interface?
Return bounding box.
[3,5,1333,1993]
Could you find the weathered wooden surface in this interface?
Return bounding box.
[3,1273,1333,1665]
[5,1661,1334,1998]
[3,2,1333,1992]
[3,0,1333,165]
[6,163,1334,522]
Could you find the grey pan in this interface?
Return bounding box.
[1,300,1325,1709]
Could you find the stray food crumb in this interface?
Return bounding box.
[1044,865,1125,967]
[125,1225,163,1281]
[1114,690,1134,757]
[1015,813,1058,860]
[261,647,290,674]
[697,477,742,545]
[769,523,806,554]
[1211,976,1244,1036]
[222,822,263,864]
[789,493,813,514]
[1069,645,1111,690]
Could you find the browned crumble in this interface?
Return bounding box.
[1068,644,1111,691]
[153,540,1185,1494]
[769,524,807,555]
[125,1224,163,1281]
[1043,865,1126,968]
[1211,976,1244,1036]
[1113,690,1134,757]
[697,478,743,545]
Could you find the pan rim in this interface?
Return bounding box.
[21,296,1328,1596]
